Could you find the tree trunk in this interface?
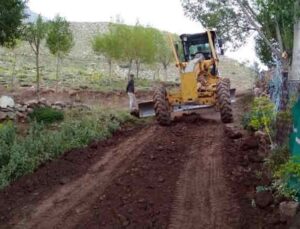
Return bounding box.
[163,64,168,81]
[128,59,133,78]
[136,60,140,78]
[56,55,60,92]
[108,59,112,78]
[10,52,17,92]
[107,59,112,86]
[235,0,282,59]
[275,19,284,53]
[291,18,300,82]
[36,51,40,99]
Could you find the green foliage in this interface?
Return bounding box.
[23,15,48,53]
[92,26,121,61]
[28,107,64,124]
[265,144,290,174]
[272,179,299,200]
[274,158,300,200]
[277,110,292,123]
[181,0,251,48]
[242,96,275,131]
[181,0,296,64]
[92,23,172,77]
[255,36,275,67]
[46,15,74,57]
[276,159,300,179]
[155,32,174,71]
[0,0,25,47]
[111,23,159,64]
[255,0,294,61]
[23,15,48,93]
[0,109,137,188]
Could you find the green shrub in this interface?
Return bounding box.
[29,107,64,124]
[273,158,300,200]
[0,109,137,188]
[242,96,275,131]
[265,144,290,174]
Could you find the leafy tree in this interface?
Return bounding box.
[98,23,159,78]
[46,15,74,90]
[5,40,21,91]
[255,37,275,67]
[0,0,26,47]
[181,0,300,109]
[131,24,158,78]
[181,0,252,48]
[93,23,170,79]
[255,0,294,65]
[92,24,121,78]
[108,23,134,76]
[23,15,48,97]
[155,32,174,80]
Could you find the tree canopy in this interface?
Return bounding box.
[181,0,252,48]
[0,0,26,47]
[23,15,48,95]
[92,23,174,78]
[46,15,74,58]
[181,0,298,62]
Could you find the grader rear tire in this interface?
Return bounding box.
[153,86,171,126]
[217,78,233,123]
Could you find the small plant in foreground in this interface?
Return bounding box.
[274,158,300,201]
[242,96,275,131]
[29,107,64,124]
[265,144,290,174]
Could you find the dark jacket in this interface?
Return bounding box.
[126,79,135,93]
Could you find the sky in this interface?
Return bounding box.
[28,0,260,67]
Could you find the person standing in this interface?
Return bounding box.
[126,74,138,112]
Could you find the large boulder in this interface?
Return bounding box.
[0,96,15,108]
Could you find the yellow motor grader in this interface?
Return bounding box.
[138,30,234,125]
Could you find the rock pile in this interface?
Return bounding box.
[0,96,90,123]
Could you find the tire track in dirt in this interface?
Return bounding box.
[72,121,195,228]
[8,125,157,229]
[168,120,241,229]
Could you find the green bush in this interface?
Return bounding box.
[0,109,137,188]
[29,107,64,124]
[242,96,275,131]
[274,158,300,200]
[265,144,290,174]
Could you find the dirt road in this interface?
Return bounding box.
[1,99,250,228]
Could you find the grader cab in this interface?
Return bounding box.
[138,30,234,125]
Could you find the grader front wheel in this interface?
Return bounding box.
[153,86,171,126]
[217,78,233,123]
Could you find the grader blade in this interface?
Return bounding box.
[138,100,155,118]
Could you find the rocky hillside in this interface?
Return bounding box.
[0,20,255,91]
